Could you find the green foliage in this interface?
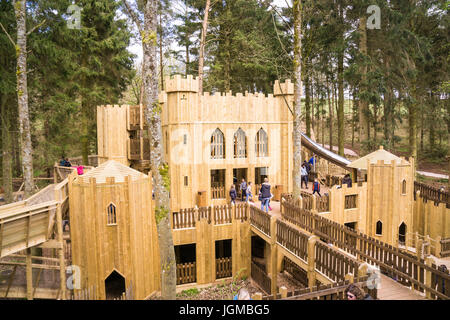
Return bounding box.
[179,288,200,297]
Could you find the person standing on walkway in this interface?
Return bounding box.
[246,182,253,202]
[240,179,247,202]
[301,164,308,189]
[229,185,237,205]
[312,178,321,197]
[260,178,271,212]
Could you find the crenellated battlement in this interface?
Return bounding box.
[163,75,294,98]
[273,79,294,96]
[164,74,199,93]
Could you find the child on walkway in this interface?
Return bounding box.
[230,185,237,205]
[312,178,321,197]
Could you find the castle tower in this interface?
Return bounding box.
[68,160,160,299]
[348,146,415,245]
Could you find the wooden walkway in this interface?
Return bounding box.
[251,197,433,300]
[377,274,426,300]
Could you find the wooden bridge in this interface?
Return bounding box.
[0,166,75,299]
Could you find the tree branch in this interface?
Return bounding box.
[0,22,16,46]
[122,0,143,33]
[27,19,46,36]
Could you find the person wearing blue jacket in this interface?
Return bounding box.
[229,185,237,205]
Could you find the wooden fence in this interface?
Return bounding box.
[316,194,330,213]
[176,262,196,285]
[326,175,344,188]
[235,203,247,221]
[263,277,377,300]
[280,201,450,299]
[214,204,232,225]
[314,241,361,283]
[69,286,96,300]
[216,257,232,279]
[276,220,309,261]
[344,194,358,209]
[441,238,450,258]
[173,208,196,229]
[281,256,308,287]
[251,261,271,294]
[414,181,449,208]
[300,191,313,210]
[249,206,271,236]
[211,186,226,199]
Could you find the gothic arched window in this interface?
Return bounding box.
[255,128,268,157]
[234,128,247,158]
[211,129,225,159]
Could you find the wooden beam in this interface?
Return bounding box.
[0,222,4,256]
[32,268,43,299]
[25,215,32,248]
[38,240,63,249]
[0,261,61,270]
[4,265,17,298]
[26,248,33,300]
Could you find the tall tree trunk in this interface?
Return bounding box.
[352,89,357,148]
[14,0,34,198]
[198,0,211,95]
[142,0,176,299]
[1,95,13,204]
[358,16,369,155]
[159,13,164,91]
[293,0,303,199]
[326,75,333,151]
[409,88,418,169]
[337,4,345,157]
[305,73,311,137]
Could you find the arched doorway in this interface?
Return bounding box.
[399,222,407,245]
[105,270,126,300]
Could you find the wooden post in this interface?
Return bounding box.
[26,248,33,300]
[269,216,278,297]
[416,239,423,260]
[252,292,263,300]
[279,286,288,299]
[436,236,442,258]
[55,188,67,300]
[307,235,319,288]
[345,273,355,283]
[357,263,368,282]
[425,257,434,299]
[425,235,431,256]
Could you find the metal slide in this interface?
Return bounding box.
[301,133,351,168]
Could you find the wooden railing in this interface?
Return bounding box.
[441,238,450,258]
[314,241,361,282]
[69,286,96,300]
[280,201,450,299]
[300,191,313,210]
[235,203,247,221]
[214,204,232,225]
[344,194,358,209]
[198,206,212,223]
[211,186,226,199]
[281,256,308,287]
[326,174,344,187]
[317,194,330,213]
[251,261,271,294]
[216,257,232,279]
[414,181,449,208]
[263,277,377,300]
[276,220,309,261]
[176,262,197,285]
[250,206,271,236]
[128,138,150,161]
[282,201,315,234]
[173,208,196,229]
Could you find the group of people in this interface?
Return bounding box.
[59,157,72,167]
[229,178,273,212]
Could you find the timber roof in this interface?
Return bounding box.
[79,160,147,183]
[347,146,407,170]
